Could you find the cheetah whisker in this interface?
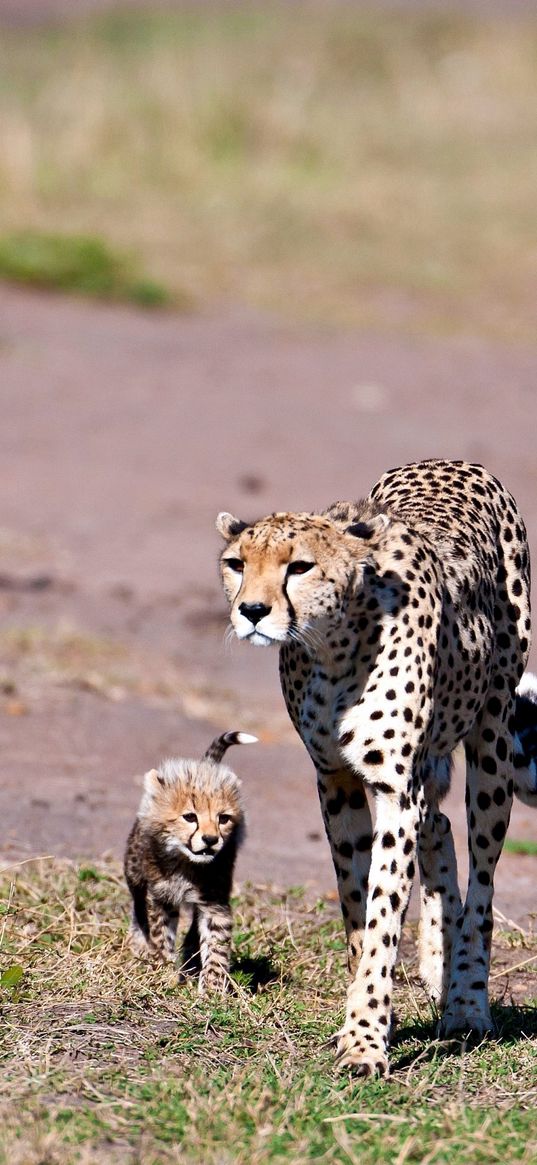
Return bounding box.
[223,625,237,653]
[289,624,325,658]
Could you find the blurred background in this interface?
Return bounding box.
[0,0,536,916]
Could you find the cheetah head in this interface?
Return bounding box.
[216,505,390,651]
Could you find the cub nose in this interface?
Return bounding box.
[201,834,219,847]
[239,601,272,626]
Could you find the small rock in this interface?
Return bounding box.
[5,699,28,716]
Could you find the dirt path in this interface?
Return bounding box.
[0,285,536,921]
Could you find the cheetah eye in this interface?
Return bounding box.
[218,813,233,825]
[223,558,244,574]
[182,812,198,824]
[287,561,315,576]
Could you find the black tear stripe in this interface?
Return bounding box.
[282,575,298,640]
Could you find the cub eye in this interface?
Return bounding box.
[287,561,315,576]
[182,812,198,824]
[223,558,244,574]
[218,813,233,824]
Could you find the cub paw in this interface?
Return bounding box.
[127,927,150,958]
[334,1028,389,1078]
[198,972,229,996]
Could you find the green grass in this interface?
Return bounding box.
[1,859,536,1164]
[504,838,537,857]
[0,230,172,306]
[0,6,537,335]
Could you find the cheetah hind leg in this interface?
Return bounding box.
[441,705,514,1039]
[417,755,461,1008]
[417,806,461,1008]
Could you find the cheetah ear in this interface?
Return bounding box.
[345,513,390,541]
[216,512,248,541]
[143,768,164,795]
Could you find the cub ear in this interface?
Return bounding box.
[143,768,164,795]
[216,512,248,541]
[345,513,390,541]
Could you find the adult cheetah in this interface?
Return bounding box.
[217,459,536,1076]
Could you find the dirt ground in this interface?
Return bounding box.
[0,284,536,924]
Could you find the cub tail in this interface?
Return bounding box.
[202,731,258,765]
[514,673,537,807]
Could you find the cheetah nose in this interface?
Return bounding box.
[239,601,272,626]
[201,834,219,848]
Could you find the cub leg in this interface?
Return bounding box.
[146,892,179,965]
[180,905,202,979]
[197,902,233,994]
[127,881,152,957]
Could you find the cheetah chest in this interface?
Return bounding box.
[280,646,367,773]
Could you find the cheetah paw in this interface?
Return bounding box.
[334,1029,389,1078]
[439,1008,494,1040]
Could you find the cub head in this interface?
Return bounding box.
[140,760,244,864]
[216,505,390,650]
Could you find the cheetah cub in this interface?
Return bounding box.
[124,731,256,993]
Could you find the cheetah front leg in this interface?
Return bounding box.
[334,779,420,1077]
[197,902,233,994]
[317,769,372,976]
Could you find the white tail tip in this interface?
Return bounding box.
[517,672,537,702]
[235,733,258,745]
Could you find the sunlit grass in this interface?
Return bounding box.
[0,6,536,335]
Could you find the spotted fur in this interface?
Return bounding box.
[217,459,533,1075]
[124,732,256,993]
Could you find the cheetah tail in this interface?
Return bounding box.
[513,673,537,807]
[202,731,258,765]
